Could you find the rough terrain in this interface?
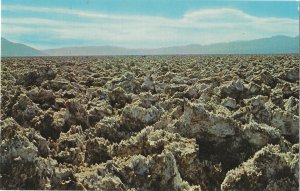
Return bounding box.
[0,55,299,190]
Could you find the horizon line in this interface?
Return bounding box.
[2,34,299,51]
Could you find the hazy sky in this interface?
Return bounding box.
[2,0,299,49]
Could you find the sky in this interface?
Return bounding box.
[1,0,299,49]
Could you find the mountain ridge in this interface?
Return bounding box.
[43,35,300,55]
[1,37,45,57]
[1,35,299,57]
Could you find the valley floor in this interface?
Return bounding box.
[1,54,299,190]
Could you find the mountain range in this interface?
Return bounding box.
[1,37,45,57]
[1,35,299,57]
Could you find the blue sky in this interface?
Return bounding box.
[2,0,299,49]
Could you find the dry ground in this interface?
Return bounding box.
[1,54,299,190]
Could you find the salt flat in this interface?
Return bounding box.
[1,54,299,190]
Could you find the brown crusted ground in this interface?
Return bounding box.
[0,55,299,190]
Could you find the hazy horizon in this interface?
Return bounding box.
[1,34,299,51]
[2,0,299,50]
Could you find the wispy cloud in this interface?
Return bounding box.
[2,5,299,49]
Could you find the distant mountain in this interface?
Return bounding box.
[174,35,299,55]
[1,38,45,57]
[2,35,299,57]
[44,46,132,56]
[44,35,299,56]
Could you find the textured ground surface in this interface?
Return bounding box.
[0,55,299,190]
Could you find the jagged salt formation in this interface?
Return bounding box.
[1,55,299,190]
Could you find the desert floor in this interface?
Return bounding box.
[1,54,299,190]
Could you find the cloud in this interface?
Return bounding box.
[2,5,299,48]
